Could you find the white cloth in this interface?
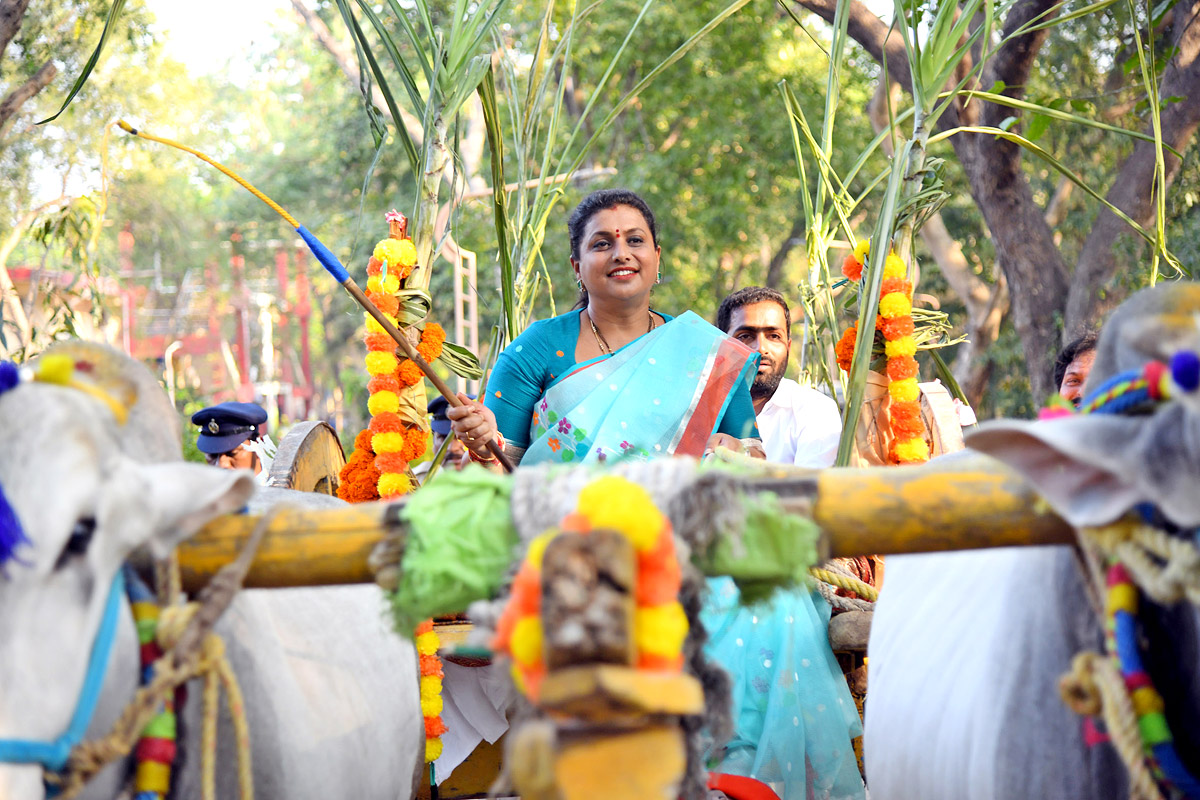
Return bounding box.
[756,378,842,467]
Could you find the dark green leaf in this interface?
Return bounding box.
[440,342,484,380]
[1026,112,1050,141]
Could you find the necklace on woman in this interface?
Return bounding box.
[588,310,655,355]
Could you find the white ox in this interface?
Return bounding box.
[864,283,1200,799]
[0,343,424,800]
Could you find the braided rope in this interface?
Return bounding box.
[1086,523,1200,606]
[1059,652,1165,800]
[814,579,874,612]
[809,566,879,602]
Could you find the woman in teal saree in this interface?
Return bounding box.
[449,189,864,800]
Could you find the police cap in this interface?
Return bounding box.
[191,401,267,455]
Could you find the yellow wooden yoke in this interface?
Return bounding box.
[177,452,1073,594]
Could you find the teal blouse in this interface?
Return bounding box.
[484,310,760,449]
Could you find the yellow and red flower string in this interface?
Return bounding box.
[492,476,688,701]
[360,211,446,499]
[415,619,447,763]
[840,240,930,464]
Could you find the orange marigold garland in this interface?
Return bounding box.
[338,429,381,503]
[356,211,448,499]
[415,619,447,762]
[838,240,930,464]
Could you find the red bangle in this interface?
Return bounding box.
[468,432,505,464]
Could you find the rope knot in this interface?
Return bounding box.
[1059,652,1103,716]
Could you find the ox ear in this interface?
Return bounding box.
[133,462,257,558]
[966,415,1160,528]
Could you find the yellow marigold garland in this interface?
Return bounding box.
[415,619,447,763]
[840,240,930,464]
[355,211,446,499]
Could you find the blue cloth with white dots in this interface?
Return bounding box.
[486,310,759,452]
[702,576,866,800]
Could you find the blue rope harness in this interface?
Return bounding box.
[0,568,126,773]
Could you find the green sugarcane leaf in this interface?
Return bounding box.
[398,289,433,326]
[440,342,484,380]
[38,0,128,124]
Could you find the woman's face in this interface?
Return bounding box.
[571,205,660,304]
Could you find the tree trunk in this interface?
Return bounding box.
[789,0,1200,402]
[763,214,805,289]
[0,0,33,55]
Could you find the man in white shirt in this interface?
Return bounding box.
[717,286,843,467]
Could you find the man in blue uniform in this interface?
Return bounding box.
[192,401,272,479]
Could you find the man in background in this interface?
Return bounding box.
[414,395,468,482]
[717,286,842,467]
[192,401,274,481]
[1055,331,1097,408]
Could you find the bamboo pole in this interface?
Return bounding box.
[176,453,1073,593]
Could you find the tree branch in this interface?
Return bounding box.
[1066,0,1200,332]
[763,213,805,289]
[0,58,57,137]
[981,0,1059,128]
[790,0,913,95]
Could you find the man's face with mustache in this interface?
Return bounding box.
[728,301,791,403]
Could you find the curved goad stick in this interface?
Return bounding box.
[116,121,513,472]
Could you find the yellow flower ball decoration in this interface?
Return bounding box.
[492,476,688,701]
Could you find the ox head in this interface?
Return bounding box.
[967,281,1200,789]
[0,347,254,798]
[968,282,1200,528]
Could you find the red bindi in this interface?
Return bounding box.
[614,229,620,238]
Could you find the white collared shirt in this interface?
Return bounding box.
[757,377,842,467]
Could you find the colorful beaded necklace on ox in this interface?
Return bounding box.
[1049,352,1200,800]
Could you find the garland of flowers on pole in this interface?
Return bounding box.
[339,211,446,501]
[837,239,930,464]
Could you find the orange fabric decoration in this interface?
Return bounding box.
[365,332,396,352]
[835,325,857,373]
[890,402,926,438]
[373,294,399,316]
[398,360,424,387]
[638,653,684,671]
[880,278,912,297]
[374,452,409,474]
[337,428,381,503]
[636,530,682,606]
